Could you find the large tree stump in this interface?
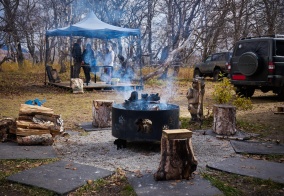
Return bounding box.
[213,104,237,135]
[92,100,114,128]
[154,129,197,181]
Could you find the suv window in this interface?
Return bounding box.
[276,40,284,56]
[212,53,224,61]
[235,41,269,57]
[205,56,211,62]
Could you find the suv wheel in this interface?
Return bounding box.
[237,52,259,76]
[277,87,284,100]
[193,69,201,78]
[213,69,221,81]
[236,86,255,98]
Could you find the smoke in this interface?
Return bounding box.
[160,77,177,103]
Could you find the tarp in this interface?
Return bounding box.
[46,12,140,39]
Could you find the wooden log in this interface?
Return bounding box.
[0,118,15,129]
[33,114,64,133]
[154,129,197,181]
[17,114,63,135]
[18,115,33,121]
[274,106,284,114]
[16,120,55,130]
[34,114,61,122]
[92,100,114,128]
[17,134,53,146]
[213,104,237,135]
[19,104,54,116]
[0,118,16,142]
[16,127,50,136]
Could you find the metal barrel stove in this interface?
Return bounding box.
[112,91,180,141]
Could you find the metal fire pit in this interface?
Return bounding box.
[112,91,180,141]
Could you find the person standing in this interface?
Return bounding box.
[104,46,115,66]
[82,43,95,85]
[72,38,83,78]
[103,46,115,83]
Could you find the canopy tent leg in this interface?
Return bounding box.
[138,34,143,88]
[70,35,73,87]
[44,35,49,85]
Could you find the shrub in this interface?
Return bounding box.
[213,77,252,111]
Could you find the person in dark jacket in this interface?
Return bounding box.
[71,38,83,78]
[82,43,96,84]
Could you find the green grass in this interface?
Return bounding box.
[202,172,242,196]
[202,169,284,196]
[179,115,213,130]
[236,119,271,136]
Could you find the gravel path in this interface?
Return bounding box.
[53,129,237,173]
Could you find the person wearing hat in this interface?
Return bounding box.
[71,38,83,78]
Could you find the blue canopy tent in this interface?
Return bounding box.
[45,11,142,86]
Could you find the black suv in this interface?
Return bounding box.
[193,52,232,81]
[229,35,284,98]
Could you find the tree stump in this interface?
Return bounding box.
[92,100,114,128]
[154,129,197,181]
[213,104,237,135]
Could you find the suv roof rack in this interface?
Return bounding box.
[241,35,284,40]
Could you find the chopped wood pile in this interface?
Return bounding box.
[15,104,64,145]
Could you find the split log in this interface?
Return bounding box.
[16,120,55,130]
[213,104,237,135]
[92,100,114,128]
[154,129,197,181]
[16,127,50,136]
[18,114,63,130]
[17,134,53,146]
[0,118,16,142]
[18,115,33,121]
[19,104,54,116]
[34,114,61,122]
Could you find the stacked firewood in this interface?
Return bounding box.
[16,104,63,145]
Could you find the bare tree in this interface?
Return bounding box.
[143,14,203,81]
[0,0,25,68]
[254,0,283,35]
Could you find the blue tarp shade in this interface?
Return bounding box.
[46,12,140,39]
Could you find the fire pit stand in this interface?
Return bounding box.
[112,91,180,143]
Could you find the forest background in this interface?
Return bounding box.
[0,0,283,75]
